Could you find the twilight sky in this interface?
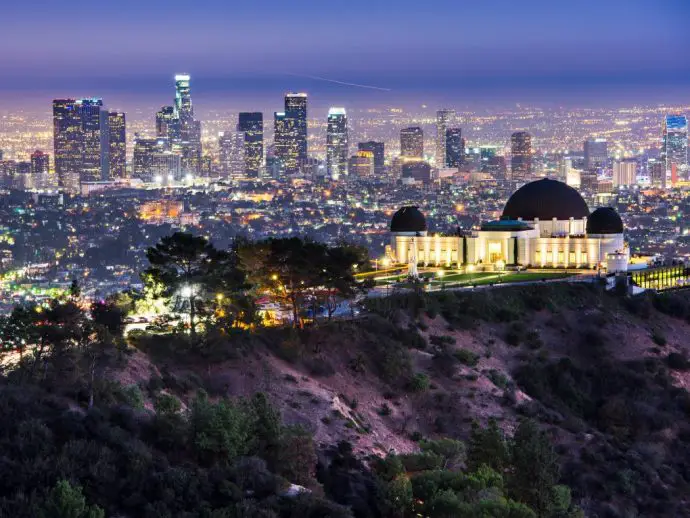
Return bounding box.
[2,0,690,109]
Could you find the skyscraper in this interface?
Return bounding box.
[283,93,308,174]
[108,112,126,179]
[511,131,532,181]
[133,136,165,181]
[52,98,110,191]
[156,106,178,140]
[218,131,245,179]
[583,138,608,170]
[326,107,348,179]
[613,160,637,187]
[436,109,455,166]
[30,150,49,176]
[358,141,385,176]
[172,74,202,175]
[400,127,424,159]
[662,114,688,183]
[348,151,374,178]
[445,128,463,168]
[238,112,263,177]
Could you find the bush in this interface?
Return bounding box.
[430,335,456,347]
[525,330,544,350]
[154,392,181,415]
[378,403,392,416]
[651,330,667,347]
[454,349,480,367]
[506,322,525,346]
[408,373,430,393]
[304,357,336,377]
[488,369,510,389]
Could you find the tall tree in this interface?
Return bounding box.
[320,243,372,320]
[146,232,232,340]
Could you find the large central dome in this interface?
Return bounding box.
[502,178,589,221]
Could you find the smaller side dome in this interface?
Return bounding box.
[586,207,623,234]
[390,206,427,233]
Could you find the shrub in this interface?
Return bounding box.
[378,403,392,416]
[454,348,480,367]
[430,335,456,347]
[304,357,336,377]
[488,369,509,389]
[408,373,430,393]
[525,330,544,350]
[506,322,525,346]
[154,393,181,415]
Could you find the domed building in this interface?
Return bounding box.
[388,179,628,271]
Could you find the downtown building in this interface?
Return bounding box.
[435,109,455,167]
[326,107,348,179]
[274,93,308,175]
[358,141,385,177]
[445,128,463,168]
[237,112,263,177]
[400,127,424,159]
[53,98,126,192]
[510,131,532,182]
[662,114,688,184]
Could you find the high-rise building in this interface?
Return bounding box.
[613,160,637,187]
[238,112,263,177]
[649,158,666,188]
[133,136,166,181]
[52,98,110,191]
[326,107,348,179]
[30,150,49,177]
[169,74,202,175]
[156,106,178,140]
[358,141,385,176]
[218,131,245,179]
[662,114,688,183]
[108,112,126,178]
[511,131,532,181]
[435,109,455,166]
[445,128,463,167]
[583,138,608,170]
[282,93,308,174]
[348,151,374,179]
[151,152,183,184]
[400,127,424,159]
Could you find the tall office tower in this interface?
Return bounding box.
[510,131,532,181]
[218,131,245,179]
[445,128,463,167]
[156,106,178,139]
[613,160,637,187]
[108,112,126,179]
[358,141,385,176]
[435,109,455,166]
[326,107,348,179]
[400,127,424,159]
[151,152,182,184]
[133,136,165,181]
[238,112,263,177]
[0,160,17,189]
[30,150,49,177]
[172,74,202,174]
[649,158,666,188]
[662,115,688,184]
[53,98,109,191]
[583,138,608,170]
[282,93,308,174]
[348,151,375,179]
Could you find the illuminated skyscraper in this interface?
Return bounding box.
[170,74,202,175]
[662,115,688,183]
[445,128,463,167]
[283,93,308,173]
[613,160,637,187]
[274,112,289,173]
[108,112,126,178]
[326,107,348,179]
[156,106,178,140]
[133,136,166,181]
[400,127,423,159]
[348,151,374,178]
[435,109,455,166]
[30,150,49,176]
[649,158,666,188]
[52,98,109,191]
[583,138,608,170]
[510,131,532,181]
[238,112,263,177]
[218,131,245,179]
[358,141,385,176]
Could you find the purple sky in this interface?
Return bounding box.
[2,0,690,110]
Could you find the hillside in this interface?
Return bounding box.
[3,282,690,516]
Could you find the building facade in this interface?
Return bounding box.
[238,112,263,177]
[358,141,385,176]
[510,131,532,182]
[326,107,348,179]
[435,109,455,167]
[400,127,424,159]
[388,179,627,271]
[662,114,688,184]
